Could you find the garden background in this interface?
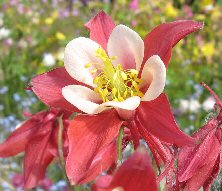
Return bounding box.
[0,0,222,190]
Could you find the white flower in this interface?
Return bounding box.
[43,53,56,67]
[179,99,189,112]
[62,25,166,119]
[202,97,215,111]
[205,5,214,11]
[179,99,201,113]
[189,99,201,113]
[0,28,10,40]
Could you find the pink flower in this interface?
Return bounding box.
[184,5,193,19]
[39,178,53,191]
[12,173,24,188]
[130,0,139,11]
[30,11,203,184]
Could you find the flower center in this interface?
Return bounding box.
[85,47,144,102]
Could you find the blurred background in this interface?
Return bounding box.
[0,0,222,190]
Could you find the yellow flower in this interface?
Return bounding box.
[202,43,215,57]
[165,4,178,18]
[45,17,54,25]
[211,7,221,19]
[52,11,59,19]
[201,0,214,7]
[195,14,206,21]
[56,32,66,41]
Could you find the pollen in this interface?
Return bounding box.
[91,47,144,102]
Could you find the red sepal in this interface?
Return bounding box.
[66,109,123,184]
[24,121,54,189]
[31,67,80,112]
[142,20,203,68]
[137,93,195,146]
[85,11,115,50]
[94,147,158,191]
[0,112,47,157]
[178,121,221,190]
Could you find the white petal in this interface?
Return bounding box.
[62,85,141,116]
[62,85,103,114]
[99,96,141,120]
[107,25,144,70]
[141,55,166,101]
[112,187,124,191]
[64,37,101,87]
[100,96,141,111]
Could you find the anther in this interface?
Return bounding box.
[84,63,92,68]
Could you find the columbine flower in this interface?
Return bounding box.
[0,109,70,189]
[94,147,158,191]
[62,24,166,120]
[178,83,222,191]
[30,11,203,184]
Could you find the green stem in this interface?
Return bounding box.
[131,141,135,154]
[58,116,74,191]
[117,127,124,166]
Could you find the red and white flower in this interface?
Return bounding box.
[30,11,203,184]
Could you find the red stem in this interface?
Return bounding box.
[200,82,222,108]
[137,120,165,171]
[156,148,178,184]
[128,120,140,149]
[137,120,170,164]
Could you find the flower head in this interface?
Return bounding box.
[62,23,166,119]
[30,11,203,185]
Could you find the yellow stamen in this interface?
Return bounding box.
[91,69,97,74]
[84,63,93,68]
[91,47,144,102]
[120,72,128,80]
